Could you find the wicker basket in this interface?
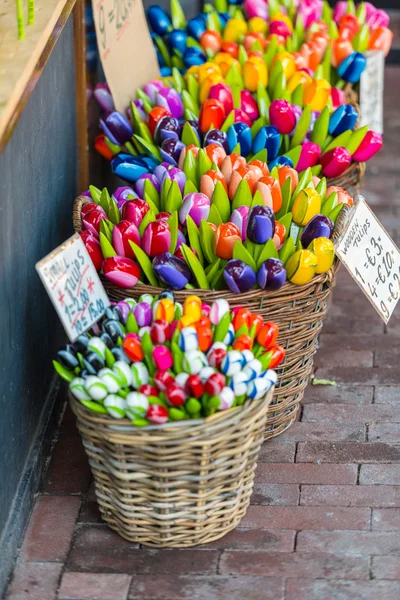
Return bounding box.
[328,160,365,193]
[344,82,358,105]
[70,389,272,547]
[74,196,349,439]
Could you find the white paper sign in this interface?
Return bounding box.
[336,197,400,323]
[92,0,160,113]
[359,50,384,134]
[36,234,110,341]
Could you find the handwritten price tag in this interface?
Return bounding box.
[36,234,110,341]
[92,0,159,112]
[336,197,400,323]
[359,50,384,134]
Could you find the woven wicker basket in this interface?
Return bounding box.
[70,389,272,547]
[344,82,358,105]
[328,160,365,193]
[73,196,349,439]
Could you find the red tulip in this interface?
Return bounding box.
[111,220,141,258]
[199,99,225,134]
[121,199,150,227]
[102,256,141,288]
[209,83,234,116]
[79,231,104,271]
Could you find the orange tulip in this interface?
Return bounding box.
[213,223,242,259]
[278,166,299,193]
[198,100,225,134]
[254,176,282,213]
[331,38,353,68]
[368,26,394,57]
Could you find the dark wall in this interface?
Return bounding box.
[0,19,77,591]
[143,0,202,18]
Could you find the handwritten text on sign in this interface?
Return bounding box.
[36,234,110,341]
[336,197,400,323]
[359,50,384,134]
[92,0,159,113]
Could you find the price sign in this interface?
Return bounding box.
[36,234,110,341]
[92,0,160,113]
[336,197,400,323]
[359,50,384,134]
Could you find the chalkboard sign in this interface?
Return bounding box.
[336,197,400,323]
[359,50,384,134]
[36,234,110,341]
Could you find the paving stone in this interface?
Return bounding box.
[78,482,102,524]
[368,423,400,442]
[311,367,400,386]
[206,528,295,552]
[128,575,285,600]
[300,485,400,507]
[219,551,369,579]
[257,440,296,463]
[297,530,400,555]
[314,348,374,368]
[360,464,400,485]
[58,572,132,600]
[250,484,299,506]
[302,385,373,405]
[371,556,400,580]
[375,386,400,403]
[285,579,400,600]
[43,435,91,495]
[255,463,358,485]
[240,506,370,531]
[372,509,400,530]
[20,495,80,562]
[302,403,400,423]
[5,562,62,600]
[296,442,400,464]
[279,422,365,442]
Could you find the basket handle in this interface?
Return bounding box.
[73,195,91,233]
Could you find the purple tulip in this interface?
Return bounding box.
[156,88,184,120]
[154,162,174,183]
[100,111,133,145]
[115,301,131,324]
[224,259,256,293]
[154,116,181,145]
[179,193,210,227]
[94,82,114,113]
[112,186,137,209]
[301,215,334,248]
[153,253,191,290]
[230,206,250,241]
[161,138,186,165]
[257,258,287,291]
[135,174,161,198]
[247,206,275,244]
[143,80,166,102]
[81,190,92,199]
[296,142,321,172]
[160,166,187,193]
[133,302,153,327]
[352,131,383,162]
[176,229,187,250]
[204,129,229,152]
[269,100,297,135]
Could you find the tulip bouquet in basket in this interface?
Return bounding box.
[79,142,353,293]
[145,0,393,89]
[53,293,284,425]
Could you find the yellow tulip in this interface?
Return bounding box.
[185,65,199,79]
[199,74,224,103]
[223,18,248,43]
[287,70,313,93]
[292,189,322,226]
[303,78,331,111]
[213,53,241,77]
[272,52,296,80]
[308,238,335,274]
[197,62,222,85]
[286,249,318,285]
[243,56,268,92]
[248,17,268,35]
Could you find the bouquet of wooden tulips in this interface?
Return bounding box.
[53,293,284,425]
[78,148,352,292]
[146,0,393,88]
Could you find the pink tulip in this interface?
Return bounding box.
[352,131,383,162]
[121,199,150,227]
[233,109,253,127]
[143,80,166,102]
[240,90,259,122]
[269,100,296,134]
[179,193,210,227]
[296,142,321,171]
[298,0,323,29]
[111,221,141,259]
[142,221,171,257]
[364,3,390,29]
[331,87,347,109]
[244,0,268,19]
[102,256,141,288]
[269,21,291,39]
[320,147,352,178]
[209,83,234,116]
[333,1,348,23]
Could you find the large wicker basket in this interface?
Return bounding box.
[74,196,349,439]
[328,158,365,193]
[70,389,272,547]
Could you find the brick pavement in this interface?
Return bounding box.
[5,67,400,599]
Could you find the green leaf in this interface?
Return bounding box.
[291,105,311,148]
[346,126,369,155]
[187,74,200,105]
[165,180,183,213]
[232,179,253,210]
[138,210,156,237]
[221,110,236,133]
[291,84,304,108]
[107,198,120,224]
[126,312,139,334]
[279,237,296,264]
[182,90,199,116]
[263,34,278,68]
[154,36,171,67]
[198,149,213,179]
[144,193,160,216]
[291,168,313,205]
[172,67,186,93]
[310,106,330,148]
[278,212,293,236]
[284,145,302,168]
[129,242,158,286]
[208,204,223,226]
[99,187,111,214]
[99,232,117,258]
[143,178,160,210]
[180,244,210,289]
[186,215,204,264]
[170,0,186,29]
[233,241,257,271]
[315,178,327,203]
[181,122,201,147]
[251,148,268,163]
[184,179,198,195]
[89,185,101,204]
[205,258,221,285]
[244,238,258,258]
[323,130,353,153]
[312,377,337,386]
[142,331,156,376]
[100,219,112,243]
[251,117,265,139]
[130,101,145,131]
[53,360,74,383]
[257,83,271,120]
[310,165,322,176]
[211,181,231,222]
[160,178,172,212]
[276,176,293,220]
[256,239,279,269]
[133,135,162,161]
[167,211,179,254]
[200,220,217,264]
[328,203,344,224]
[289,222,302,245]
[183,149,199,188]
[251,189,265,208]
[321,192,339,216]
